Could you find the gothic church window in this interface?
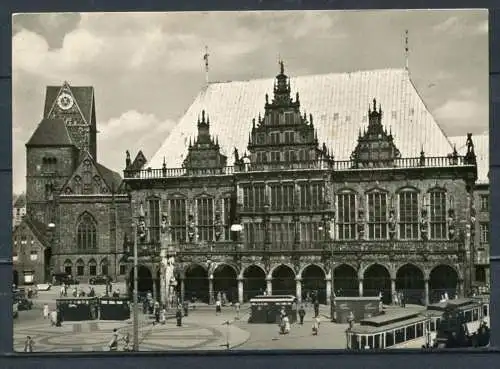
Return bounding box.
[398,190,419,239]
[148,198,161,242]
[64,259,72,276]
[337,192,356,240]
[88,259,97,276]
[196,197,214,241]
[169,198,187,242]
[429,190,447,239]
[73,176,82,194]
[77,212,97,251]
[367,191,388,240]
[93,175,102,192]
[82,170,92,194]
[100,258,109,276]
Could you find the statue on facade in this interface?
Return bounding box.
[420,210,429,241]
[214,213,223,241]
[448,209,456,240]
[187,214,197,242]
[388,210,397,240]
[125,150,131,168]
[357,209,365,240]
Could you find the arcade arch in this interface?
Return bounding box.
[396,264,425,305]
[363,264,391,304]
[333,264,358,297]
[128,265,154,298]
[213,264,238,303]
[184,264,209,303]
[301,264,327,304]
[243,265,266,301]
[271,264,295,296]
[429,264,459,303]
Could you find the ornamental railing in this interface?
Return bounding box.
[126,240,462,257]
[124,155,474,180]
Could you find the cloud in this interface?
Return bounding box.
[434,99,483,120]
[99,110,176,139]
[433,16,488,35]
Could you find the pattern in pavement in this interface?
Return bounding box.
[14,318,249,352]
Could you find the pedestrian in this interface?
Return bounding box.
[298,305,306,325]
[401,292,406,308]
[176,308,183,327]
[234,301,240,320]
[122,332,131,351]
[313,299,319,318]
[43,303,49,320]
[108,328,119,352]
[60,285,65,297]
[160,306,166,325]
[215,299,222,315]
[312,316,320,336]
[283,314,290,334]
[55,308,62,327]
[24,336,34,352]
[183,301,189,317]
[50,310,57,326]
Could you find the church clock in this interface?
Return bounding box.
[57,92,74,110]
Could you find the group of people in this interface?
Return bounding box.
[392,290,406,307]
[108,328,131,352]
[43,303,62,327]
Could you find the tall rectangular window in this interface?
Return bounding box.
[222,197,231,240]
[270,132,280,144]
[282,184,294,210]
[243,185,252,211]
[254,184,266,211]
[270,185,282,211]
[196,197,214,241]
[284,131,295,143]
[399,191,419,239]
[299,183,324,210]
[300,222,322,247]
[270,151,280,162]
[337,192,356,240]
[480,195,489,212]
[367,192,388,240]
[284,113,294,125]
[480,222,489,244]
[429,191,447,239]
[169,198,186,242]
[148,198,161,242]
[244,223,264,249]
[242,185,266,211]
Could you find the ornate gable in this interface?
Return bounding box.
[245,61,333,168]
[182,110,227,173]
[61,151,120,195]
[350,98,401,168]
[45,81,96,159]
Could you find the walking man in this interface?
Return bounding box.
[108,328,119,352]
[24,336,34,352]
[298,305,306,325]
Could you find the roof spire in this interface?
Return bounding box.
[203,45,210,86]
[404,30,409,72]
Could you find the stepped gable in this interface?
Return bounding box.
[149,67,453,169]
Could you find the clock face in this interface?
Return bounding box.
[57,93,74,110]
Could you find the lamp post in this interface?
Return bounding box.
[47,222,55,282]
[263,201,271,252]
[132,203,146,352]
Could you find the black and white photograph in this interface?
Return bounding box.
[11,9,490,352]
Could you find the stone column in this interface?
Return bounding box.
[209,277,214,305]
[326,278,332,303]
[296,278,302,303]
[266,278,272,295]
[391,279,396,303]
[180,279,185,304]
[160,268,166,305]
[358,279,364,297]
[424,279,429,306]
[458,279,465,298]
[152,278,158,301]
[238,278,244,304]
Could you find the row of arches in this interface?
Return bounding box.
[128,263,459,305]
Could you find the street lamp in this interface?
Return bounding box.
[263,201,271,252]
[131,202,146,352]
[47,222,56,282]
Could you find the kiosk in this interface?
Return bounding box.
[99,297,131,320]
[56,297,99,321]
[249,295,297,324]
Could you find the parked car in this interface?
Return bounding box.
[17,297,33,311]
[52,273,80,286]
[89,275,112,285]
[37,283,52,291]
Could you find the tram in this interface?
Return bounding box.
[346,298,489,350]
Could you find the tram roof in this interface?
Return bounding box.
[360,309,423,327]
[351,316,428,335]
[427,298,479,312]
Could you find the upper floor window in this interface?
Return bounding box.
[299,149,308,162]
[30,251,38,261]
[77,212,97,250]
[429,190,447,239]
[148,198,161,242]
[270,183,295,211]
[222,197,232,240]
[42,157,57,172]
[244,223,264,249]
[283,151,297,163]
[299,182,323,210]
[169,198,187,243]
[242,184,266,211]
[76,259,84,276]
[270,132,280,144]
[284,131,295,143]
[367,191,388,240]
[399,190,419,240]
[256,133,265,145]
[480,222,489,244]
[270,151,280,162]
[284,112,294,125]
[196,197,214,241]
[256,152,267,163]
[480,195,489,212]
[337,192,356,240]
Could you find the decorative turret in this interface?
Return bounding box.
[182,110,227,173]
[350,98,401,168]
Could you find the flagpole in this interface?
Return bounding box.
[204,46,209,86]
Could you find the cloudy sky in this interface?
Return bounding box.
[12,10,488,194]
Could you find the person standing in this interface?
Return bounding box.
[24,336,34,352]
[108,328,119,352]
[160,306,166,325]
[312,316,320,336]
[234,301,241,320]
[43,303,49,320]
[313,299,320,318]
[298,305,306,325]
[176,308,183,327]
[215,299,222,315]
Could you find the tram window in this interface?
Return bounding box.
[473,309,479,321]
[374,334,380,349]
[385,332,394,347]
[361,336,367,348]
[406,325,416,340]
[351,335,360,349]
[368,335,374,349]
[465,310,472,323]
[436,318,441,329]
[430,320,436,331]
[395,328,405,344]
[483,305,489,317]
[416,323,424,337]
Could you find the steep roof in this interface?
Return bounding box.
[26,118,75,147]
[149,68,454,169]
[95,162,123,192]
[449,133,489,185]
[43,85,94,124]
[15,216,49,246]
